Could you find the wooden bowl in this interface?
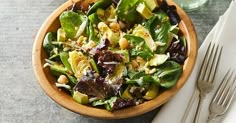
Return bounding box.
[32,0,198,119]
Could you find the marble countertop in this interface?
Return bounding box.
[0,0,231,122]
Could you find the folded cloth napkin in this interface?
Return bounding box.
[152,1,236,123]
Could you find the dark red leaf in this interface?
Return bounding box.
[74,70,113,100]
[112,98,135,110]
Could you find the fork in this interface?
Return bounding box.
[192,42,223,123]
[207,69,236,123]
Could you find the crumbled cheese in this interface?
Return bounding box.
[55,83,71,90]
[145,68,157,74]
[155,41,166,47]
[103,61,120,64]
[43,63,51,68]
[81,41,96,51]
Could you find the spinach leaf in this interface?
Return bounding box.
[92,99,106,106]
[116,0,140,23]
[88,13,101,42]
[104,97,117,111]
[126,71,159,86]
[92,97,135,111]
[154,61,182,88]
[145,12,172,54]
[43,32,56,56]
[59,11,86,39]
[92,97,117,111]
[123,35,153,60]
[50,64,77,86]
[128,71,146,79]
[43,32,62,60]
[59,51,73,72]
[87,0,112,15]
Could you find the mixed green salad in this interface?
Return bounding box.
[43,0,187,111]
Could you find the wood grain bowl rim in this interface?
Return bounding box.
[32,0,198,119]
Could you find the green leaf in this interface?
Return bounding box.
[43,32,56,55]
[145,15,158,37]
[89,59,99,73]
[59,11,85,39]
[126,71,159,86]
[50,64,77,85]
[154,61,182,88]
[123,35,153,60]
[128,71,146,79]
[91,97,118,111]
[180,36,187,49]
[88,13,101,42]
[50,64,68,76]
[117,0,141,23]
[154,23,172,53]
[60,51,73,72]
[145,12,172,54]
[104,97,117,111]
[87,0,112,15]
[92,99,106,106]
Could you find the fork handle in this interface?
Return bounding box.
[181,88,198,123]
[207,114,217,123]
[193,94,205,123]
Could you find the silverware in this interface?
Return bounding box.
[181,42,222,123]
[181,88,198,123]
[184,42,222,123]
[207,69,236,123]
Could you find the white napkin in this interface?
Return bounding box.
[152,1,236,123]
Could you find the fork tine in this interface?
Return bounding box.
[224,74,236,111]
[208,69,236,122]
[198,42,214,81]
[218,70,234,105]
[208,45,223,83]
[203,43,216,81]
[212,69,232,103]
[221,84,232,106]
[221,73,236,106]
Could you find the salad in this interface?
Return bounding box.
[43,0,187,111]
